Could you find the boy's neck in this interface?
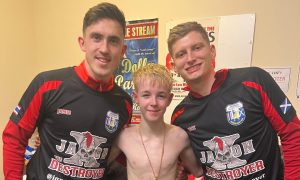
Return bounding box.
[139,120,166,137]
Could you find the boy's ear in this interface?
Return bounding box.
[167,93,174,106]
[132,91,138,104]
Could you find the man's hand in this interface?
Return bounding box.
[176,161,188,180]
[33,134,40,148]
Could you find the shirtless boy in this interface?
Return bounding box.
[109,64,203,180]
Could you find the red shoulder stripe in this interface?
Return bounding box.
[19,81,62,133]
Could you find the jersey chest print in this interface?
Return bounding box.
[201,133,265,179]
[47,110,120,179]
[48,130,107,179]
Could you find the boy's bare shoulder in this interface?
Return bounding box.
[167,124,189,140]
[120,125,138,137]
[118,126,139,148]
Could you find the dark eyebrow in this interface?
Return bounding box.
[89,32,122,43]
[89,32,102,38]
[174,49,186,58]
[108,35,122,42]
[193,42,205,48]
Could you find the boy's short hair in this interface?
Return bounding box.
[83,2,126,35]
[133,64,173,92]
[167,21,209,57]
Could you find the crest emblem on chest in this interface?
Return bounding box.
[225,101,246,126]
[105,111,119,133]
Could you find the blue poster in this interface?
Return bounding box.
[114,18,158,123]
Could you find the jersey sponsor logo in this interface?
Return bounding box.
[57,108,72,115]
[46,173,63,180]
[280,98,292,114]
[187,125,197,132]
[226,101,246,126]
[13,105,21,115]
[201,134,264,179]
[50,131,108,178]
[105,111,119,133]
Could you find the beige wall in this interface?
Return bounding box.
[1,0,300,178]
[0,0,35,176]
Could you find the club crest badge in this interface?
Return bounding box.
[105,111,119,133]
[226,101,246,126]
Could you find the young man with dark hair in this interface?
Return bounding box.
[3,2,132,180]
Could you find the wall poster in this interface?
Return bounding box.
[263,67,291,93]
[114,18,158,124]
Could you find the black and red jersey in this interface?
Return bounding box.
[3,62,132,180]
[172,67,300,180]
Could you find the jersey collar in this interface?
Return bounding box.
[74,61,114,92]
[184,69,229,98]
